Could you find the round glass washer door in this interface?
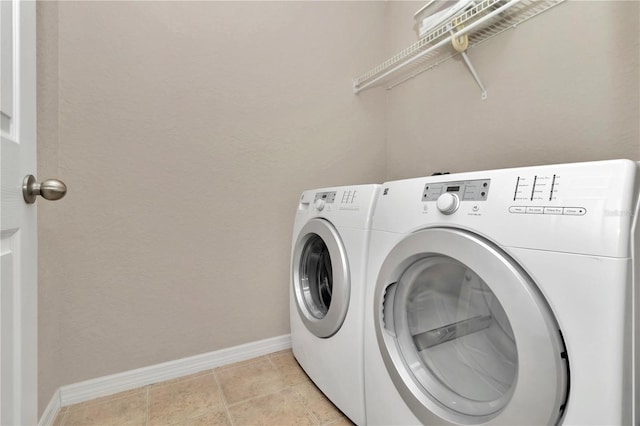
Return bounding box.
[374,227,568,425]
[292,218,350,338]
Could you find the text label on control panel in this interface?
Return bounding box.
[514,174,560,202]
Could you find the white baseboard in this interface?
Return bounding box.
[38,389,61,426]
[38,334,291,425]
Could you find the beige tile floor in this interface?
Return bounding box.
[53,350,354,426]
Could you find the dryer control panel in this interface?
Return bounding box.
[374,159,639,258]
[422,179,491,202]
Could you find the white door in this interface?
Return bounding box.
[1,0,37,424]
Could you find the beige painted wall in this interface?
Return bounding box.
[36,1,387,414]
[385,1,639,178]
[37,0,640,416]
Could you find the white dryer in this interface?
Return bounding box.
[364,160,639,425]
[291,184,380,425]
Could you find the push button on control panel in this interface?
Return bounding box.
[543,207,563,215]
[525,207,544,214]
[563,207,587,216]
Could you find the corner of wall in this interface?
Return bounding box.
[36,0,62,419]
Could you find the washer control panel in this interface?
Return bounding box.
[313,191,336,211]
[314,191,336,204]
[422,179,490,202]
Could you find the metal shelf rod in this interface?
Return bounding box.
[460,51,488,100]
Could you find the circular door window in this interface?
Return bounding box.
[394,256,517,417]
[292,219,349,338]
[299,234,333,319]
[375,228,568,425]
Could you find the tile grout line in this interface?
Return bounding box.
[290,382,322,426]
[214,356,268,375]
[148,370,215,389]
[217,371,321,424]
[223,386,290,409]
[218,357,292,409]
[57,408,68,426]
[220,381,317,425]
[266,355,276,369]
[269,352,326,424]
[212,368,235,426]
[145,386,150,426]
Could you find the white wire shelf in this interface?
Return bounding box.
[353,0,566,96]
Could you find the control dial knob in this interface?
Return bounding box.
[314,199,326,211]
[436,193,459,215]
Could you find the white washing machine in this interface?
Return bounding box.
[364,160,639,425]
[291,184,380,425]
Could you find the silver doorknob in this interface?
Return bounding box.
[23,175,67,204]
